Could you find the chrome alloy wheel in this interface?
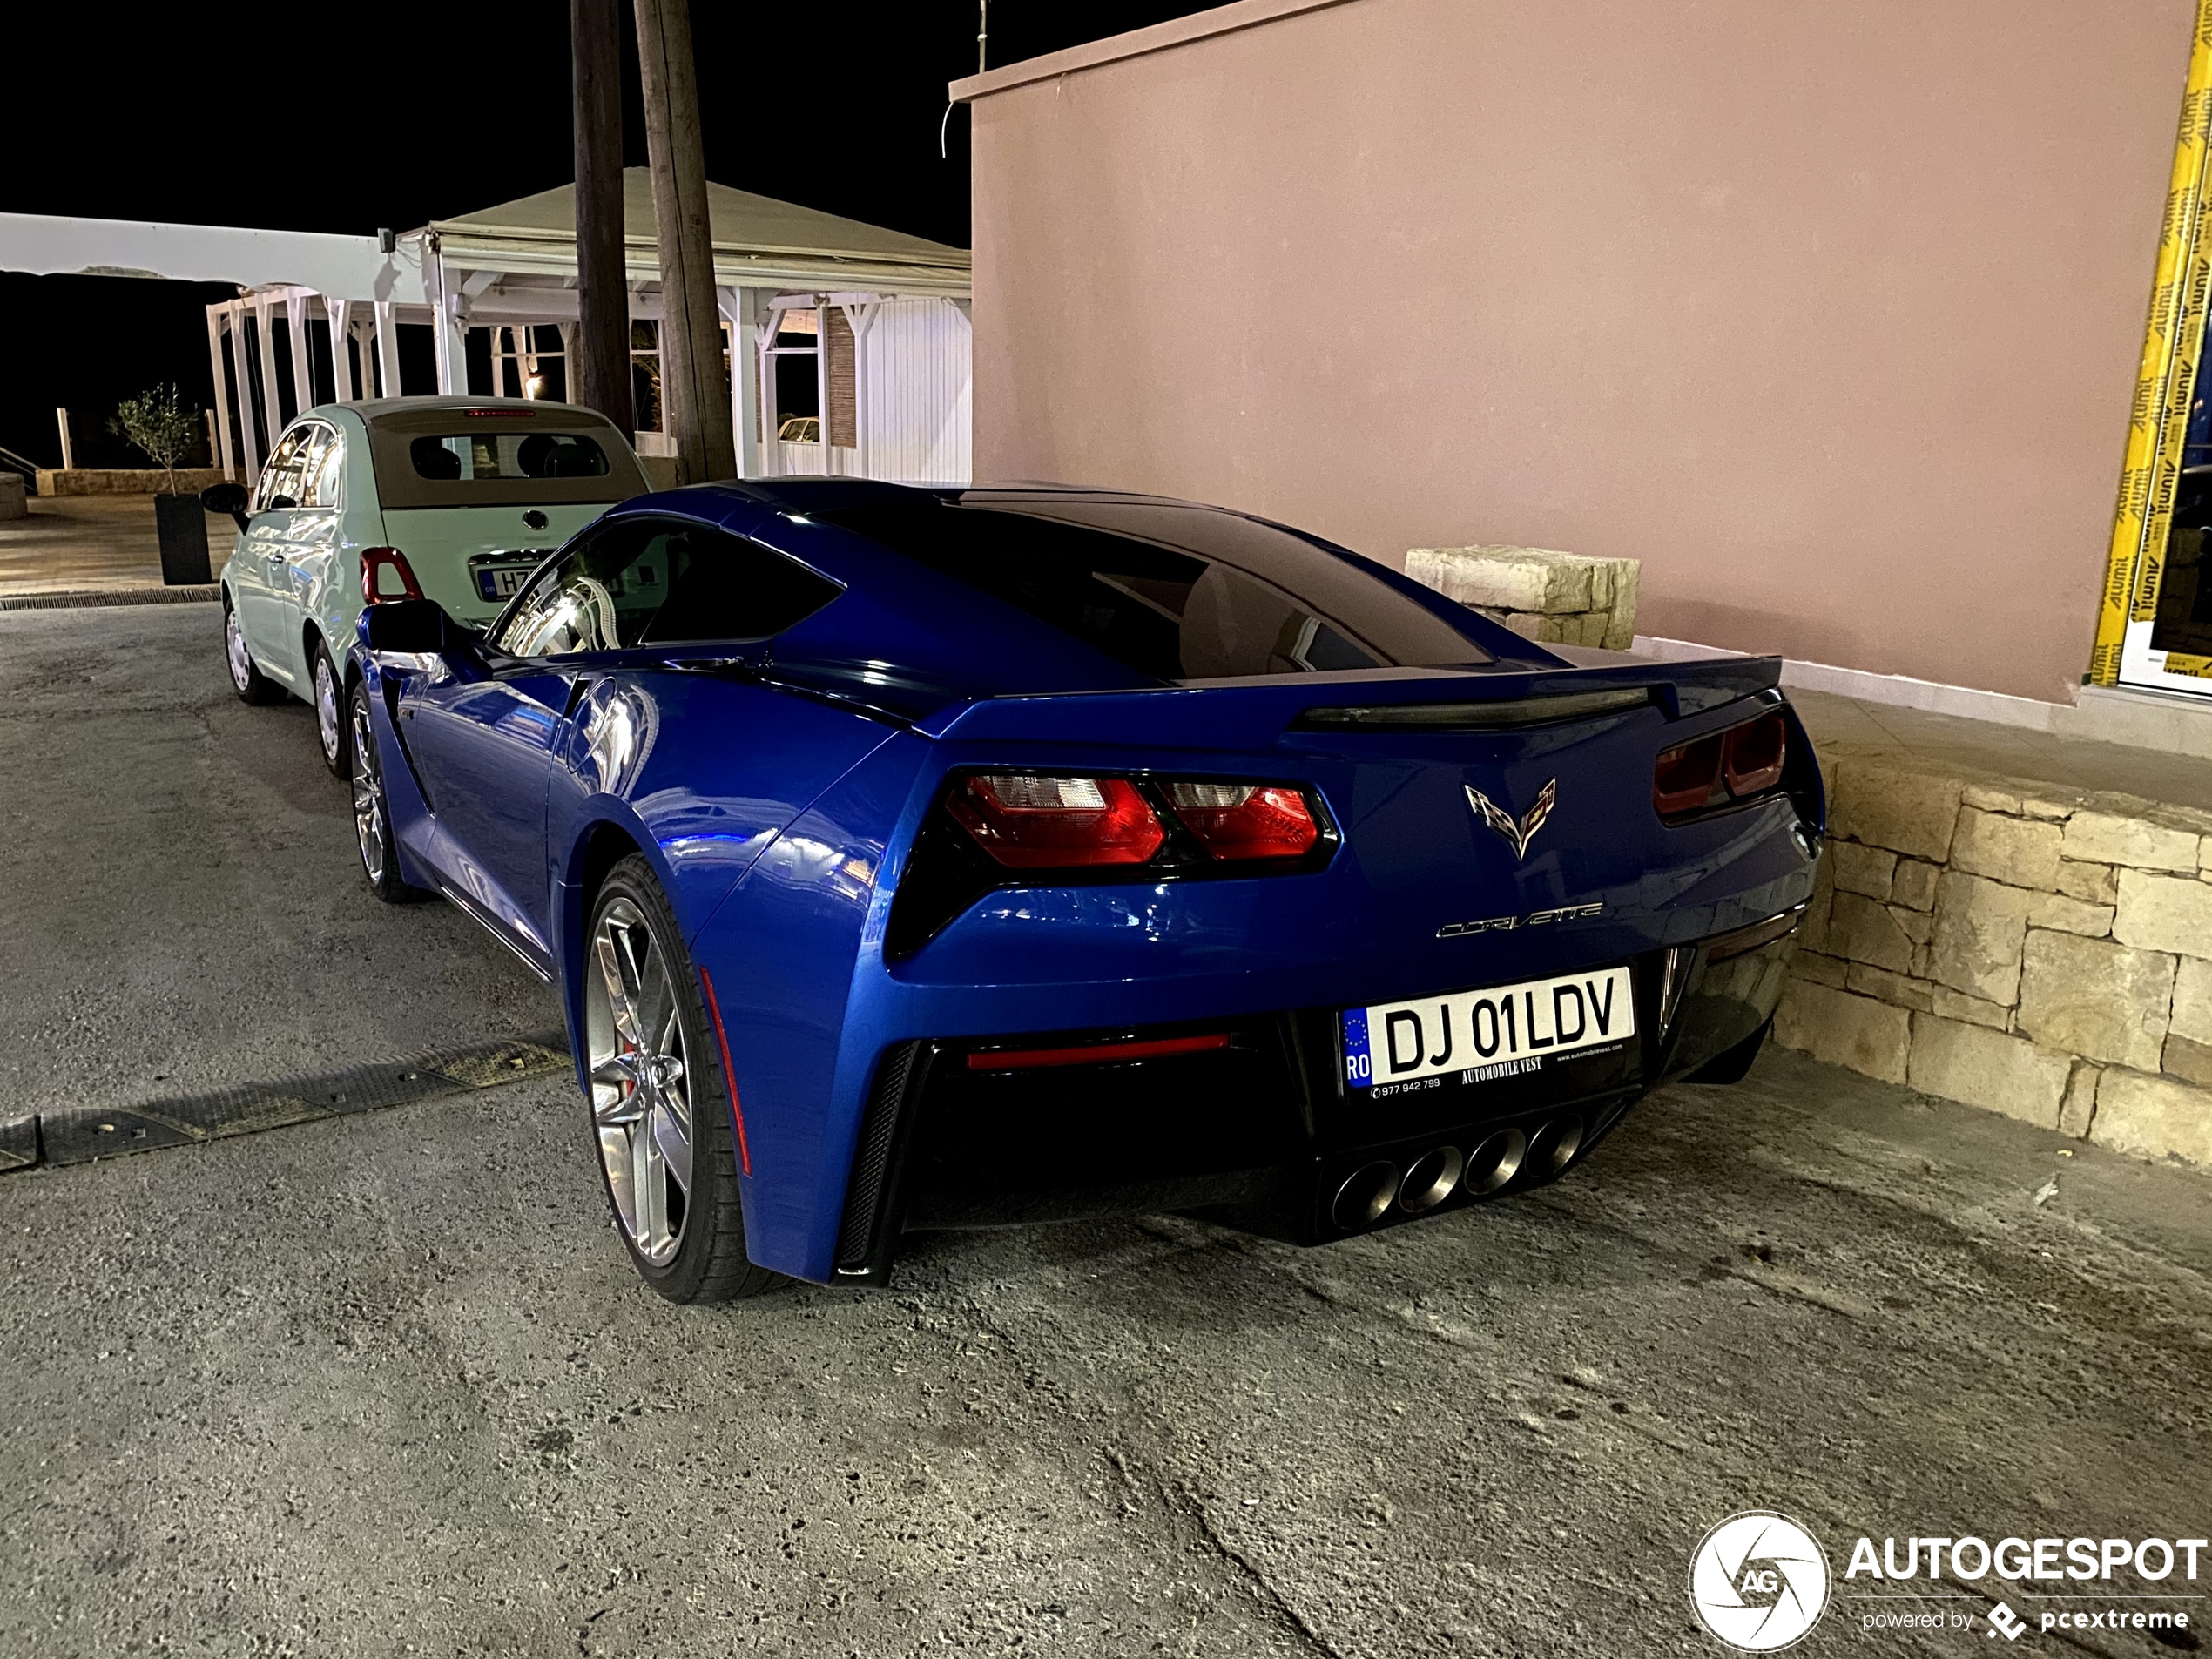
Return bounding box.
[349,694,388,885]
[585,897,695,1265]
[224,604,253,691]
[314,651,341,765]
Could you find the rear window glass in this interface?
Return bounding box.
[494,516,842,658]
[410,431,610,481]
[813,495,1492,681]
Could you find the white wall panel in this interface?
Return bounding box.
[860,298,972,484]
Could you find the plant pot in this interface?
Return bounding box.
[154,492,212,586]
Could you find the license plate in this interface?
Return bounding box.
[476,563,535,600]
[1343,966,1635,1089]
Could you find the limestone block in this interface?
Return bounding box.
[2113,870,2212,959]
[2063,810,2200,873]
[2202,834,2212,874]
[2091,1068,2212,1165]
[2165,1035,2212,1089]
[1845,964,1934,1012]
[1829,761,1960,861]
[2014,930,2175,1071]
[2059,1062,2101,1138]
[2056,860,2119,905]
[2173,958,2212,1046]
[1773,982,1911,1084]
[1891,860,1939,912]
[1906,1015,2072,1128]
[1931,987,2012,1030]
[1929,873,2031,1005]
[1827,893,1915,974]
[1892,907,1933,947]
[2026,892,2114,937]
[1950,808,2062,891]
[1830,841,1896,900]
[1790,951,1848,989]
[1406,545,1596,613]
[0,472,24,522]
[1797,859,1835,954]
[1960,783,2021,813]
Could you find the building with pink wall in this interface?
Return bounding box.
[954,0,2195,705]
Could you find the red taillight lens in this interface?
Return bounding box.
[361,546,423,605]
[1722,712,1787,796]
[1653,735,1723,818]
[1163,781,1319,860]
[946,774,1167,868]
[1655,711,1791,820]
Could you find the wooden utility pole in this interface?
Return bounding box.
[634,0,735,482]
[571,0,632,436]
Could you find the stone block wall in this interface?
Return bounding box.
[1775,759,2212,1168]
[1405,545,1640,650]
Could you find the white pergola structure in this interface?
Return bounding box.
[0,212,425,482]
[403,171,973,482]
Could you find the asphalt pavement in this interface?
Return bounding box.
[3,604,2209,1657]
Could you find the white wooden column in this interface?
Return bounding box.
[717,287,765,477]
[253,293,282,448]
[374,301,398,398]
[286,288,317,415]
[325,297,354,399]
[428,249,465,395]
[205,305,237,480]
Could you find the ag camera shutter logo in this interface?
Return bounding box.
[1689,1512,1831,1650]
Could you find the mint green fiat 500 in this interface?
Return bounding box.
[208,397,650,774]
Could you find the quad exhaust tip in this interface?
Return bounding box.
[1332,1113,1590,1233]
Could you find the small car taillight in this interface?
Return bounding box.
[1162,781,1319,860]
[945,774,1167,868]
[361,547,423,606]
[1655,712,1789,821]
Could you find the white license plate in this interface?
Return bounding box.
[1342,966,1635,1089]
[477,564,534,599]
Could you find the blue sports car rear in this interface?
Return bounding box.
[347,480,1821,1299]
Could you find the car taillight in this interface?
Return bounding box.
[1654,711,1789,821]
[361,547,423,605]
[945,774,1167,868]
[1162,781,1319,860]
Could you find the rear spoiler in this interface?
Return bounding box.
[917,654,1783,748]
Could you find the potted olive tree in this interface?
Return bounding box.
[110,385,211,585]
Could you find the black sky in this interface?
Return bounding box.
[1,2,1216,467]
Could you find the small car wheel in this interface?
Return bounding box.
[222,594,281,705]
[309,637,348,778]
[347,678,430,906]
[584,854,781,1304]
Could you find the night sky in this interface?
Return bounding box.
[0,3,1214,469]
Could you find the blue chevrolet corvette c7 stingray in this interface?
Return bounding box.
[346,478,1823,1301]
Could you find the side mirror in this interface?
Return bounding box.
[200,482,250,532]
[361,597,473,659]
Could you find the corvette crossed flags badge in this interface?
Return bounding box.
[1465,779,1557,861]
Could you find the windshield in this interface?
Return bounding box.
[813,493,1494,682]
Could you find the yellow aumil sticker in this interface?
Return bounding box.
[2165,651,2212,678]
[2094,7,2212,684]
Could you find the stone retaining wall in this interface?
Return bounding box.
[34,469,230,497]
[1776,758,2212,1168]
[1405,545,1640,650]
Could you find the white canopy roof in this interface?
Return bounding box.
[414,170,971,297]
[0,212,424,303]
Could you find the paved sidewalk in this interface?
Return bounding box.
[0,494,237,596]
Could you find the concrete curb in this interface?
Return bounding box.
[0,584,222,612]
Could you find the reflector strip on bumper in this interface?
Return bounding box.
[966,1033,1231,1071]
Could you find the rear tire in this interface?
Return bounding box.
[583,854,781,1304]
[222,594,280,705]
[310,637,347,777]
[347,678,431,905]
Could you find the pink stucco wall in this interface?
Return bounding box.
[964,0,2192,702]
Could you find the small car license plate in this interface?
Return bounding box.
[476,563,535,600]
[1342,966,1635,1090]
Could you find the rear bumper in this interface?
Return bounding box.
[829,913,1800,1285]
